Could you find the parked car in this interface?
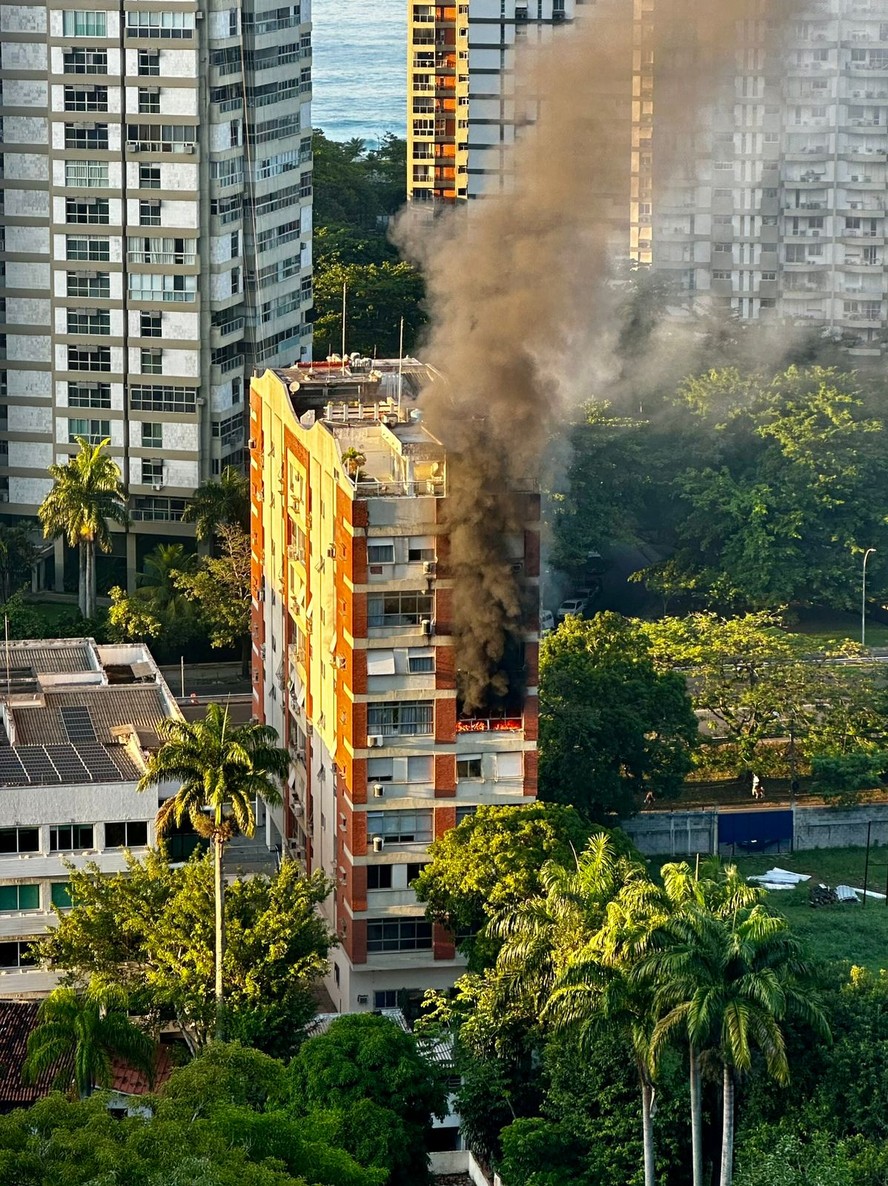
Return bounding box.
[575,579,602,602]
[557,598,587,622]
[540,609,555,634]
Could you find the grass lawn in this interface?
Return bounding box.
[647,846,888,973]
[786,607,888,650]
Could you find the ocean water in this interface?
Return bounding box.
[311,0,407,145]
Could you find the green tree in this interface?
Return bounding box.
[183,466,250,544]
[23,982,154,1099]
[38,436,127,618]
[0,523,36,603]
[288,1013,447,1186]
[412,803,591,970]
[137,705,290,1009]
[175,524,251,670]
[313,259,425,360]
[539,614,698,819]
[108,543,201,649]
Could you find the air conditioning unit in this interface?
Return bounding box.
[126,141,139,151]
[372,835,384,853]
[182,143,195,153]
[326,545,336,559]
[152,482,164,491]
[367,735,384,748]
[248,437,257,449]
[422,560,436,576]
[373,783,385,798]
[420,619,432,636]
[357,994,369,1005]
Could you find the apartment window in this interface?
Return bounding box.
[67,273,110,299]
[126,11,194,38]
[367,865,393,890]
[63,47,107,73]
[231,377,242,404]
[761,271,777,282]
[407,652,434,674]
[139,201,161,226]
[230,230,239,258]
[69,418,110,443]
[68,346,111,371]
[230,266,241,295]
[0,885,39,913]
[457,756,482,780]
[712,270,732,281]
[141,421,162,447]
[456,806,477,825]
[138,49,160,75]
[230,119,241,148]
[129,385,196,413]
[139,164,161,190]
[368,592,433,628]
[130,274,195,303]
[142,459,164,484]
[141,350,162,376]
[66,198,109,224]
[374,990,399,1008]
[760,299,776,309]
[66,235,109,261]
[127,123,196,152]
[67,310,110,336]
[138,88,160,114]
[140,312,162,338]
[367,919,432,953]
[229,6,238,34]
[367,542,395,564]
[408,540,435,562]
[366,809,432,845]
[211,194,241,224]
[64,85,108,111]
[50,824,94,851]
[0,827,39,854]
[66,161,109,188]
[105,820,148,847]
[65,124,108,150]
[367,701,433,738]
[63,11,107,36]
[0,942,36,969]
[51,884,74,909]
[68,382,111,408]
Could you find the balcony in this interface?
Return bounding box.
[456,717,522,734]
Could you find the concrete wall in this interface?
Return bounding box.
[794,803,888,852]
[622,809,718,857]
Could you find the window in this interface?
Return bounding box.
[374,990,398,1008]
[408,541,435,562]
[140,311,162,338]
[367,809,433,844]
[129,385,196,413]
[0,827,39,854]
[230,266,241,294]
[138,88,160,114]
[229,6,238,35]
[66,160,109,188]
[367,865,393,890]
[64,47,107,73]
[67,310,110,336]
[495,752,523,780]
[64,85,108,111]
[368,592,433,628]
[66,198,109,224]
[0,885,39,912]
[51,883,73,909]
[66,235,109,261]
[367,701,433,737]
[368,542,395,564]
[230,230,239,258]
[65,124,109,150]
[129,273,197,302]
[231,377,242,404]
[67,273,110,299]
[0,942,36,969]
[141,421,162,447]
[367,919,432,953]
[105,820,148,847]
[142,459,164,484]
[140,349,163,375]
[68,382,111,408]
[126,11,194,38]
[230,119,241,147]
[63,11,107,36]
[139,201,161,226]
[407,652,434,674]
[761,271,776,282]
[68,346,111,371]
[127,123,195,152]
[457,756,482,780]
[50,824,94,851]
[138,49,160,74]
[139,164,161,189]
[456,805,477,825]
[69,418,110,443]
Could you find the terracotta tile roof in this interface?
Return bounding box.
[0,1000,70,1106]
[12,685,169,747]
[109,1044,174,1096]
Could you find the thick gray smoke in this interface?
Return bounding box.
[396,0,800,714]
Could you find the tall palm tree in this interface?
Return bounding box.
[23,982,155,1099]
[137,703,289,1008]
[38,436,127,619]
[182,467,249,544]
[644,899,829,1186]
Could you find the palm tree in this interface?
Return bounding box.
[644,898,829,1186]
[38,436,127,619]
[137,703,289,1008]
[182,467,249,544]
[23,982,155,1099]
[135,543,199,645]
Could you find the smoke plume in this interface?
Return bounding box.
[396,0,801,714]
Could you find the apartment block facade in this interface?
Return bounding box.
[250,361,540,1012]
[0,0,313,573]
[406,0,580,204]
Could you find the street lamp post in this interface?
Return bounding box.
[862,548,877,647]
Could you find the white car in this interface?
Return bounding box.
[557,598,587,622]
[540,609,555,634]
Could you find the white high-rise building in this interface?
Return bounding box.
[0,0,314,577]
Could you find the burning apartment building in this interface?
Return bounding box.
[250,357,540,1012]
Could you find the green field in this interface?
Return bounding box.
[647,846,888,973]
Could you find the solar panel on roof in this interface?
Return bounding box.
[17,748,62,785]
[59,706,97,744]
[78,743,125,783]
[45,745,91,783]
[0,750,26,786]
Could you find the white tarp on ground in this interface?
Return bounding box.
[835,885,860,902]
[747,867,811,888]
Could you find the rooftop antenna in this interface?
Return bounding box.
[397,316,405,415]
[341,281,347,375]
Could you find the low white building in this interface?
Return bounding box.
[0,637,180,995]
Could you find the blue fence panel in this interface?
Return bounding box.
[718,809,793,853]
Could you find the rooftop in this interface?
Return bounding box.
[0,1000,69,1105]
